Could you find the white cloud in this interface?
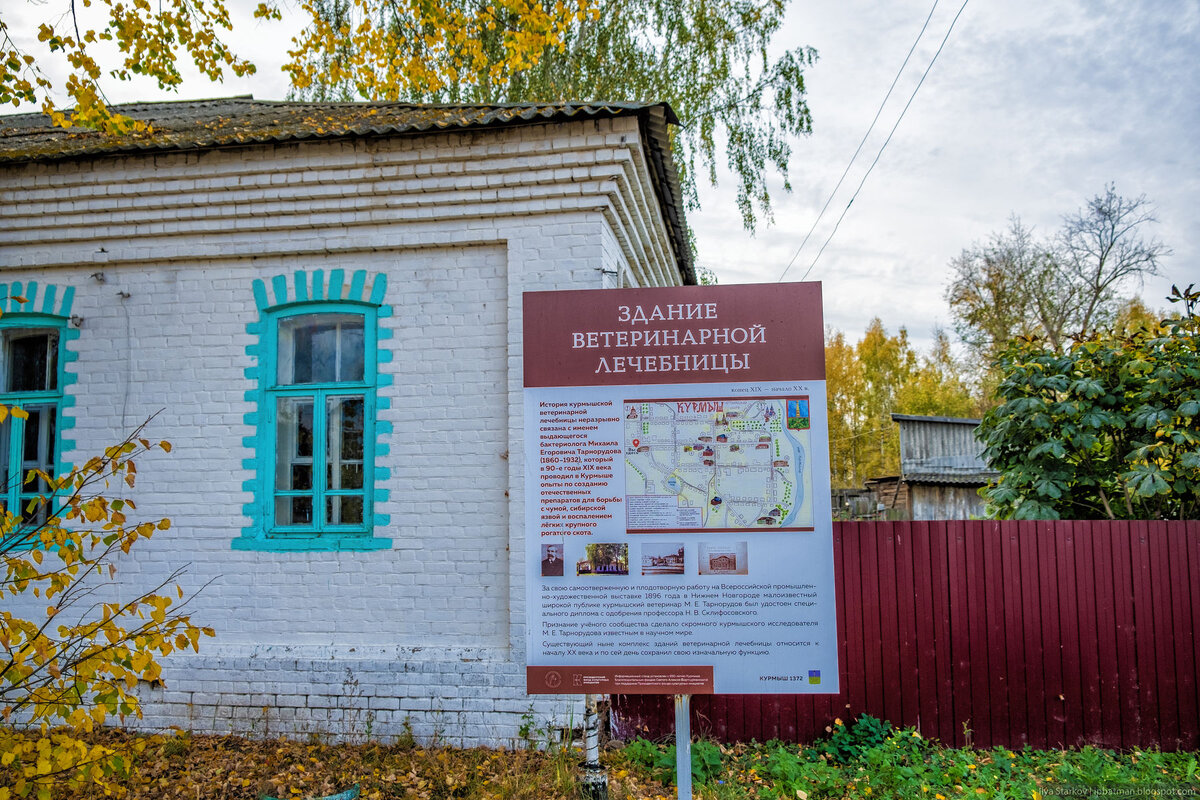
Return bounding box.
[694,0,1199,349]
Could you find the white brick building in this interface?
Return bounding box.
[0,98,693,744]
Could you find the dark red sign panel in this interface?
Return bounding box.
[523,283,825,388]
[527,665,715,695]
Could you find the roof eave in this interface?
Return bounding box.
[0,98,694,283]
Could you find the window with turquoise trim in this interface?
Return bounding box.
[0,319,65,526]
[271,310,373,532]
[237,269,393,552]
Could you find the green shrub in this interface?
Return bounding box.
[622,737,725,786]
[814,714,894,764]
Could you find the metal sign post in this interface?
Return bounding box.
[675,694,692,800]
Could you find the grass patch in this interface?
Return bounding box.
[612,715,1200,799]
[4,717,1199,799]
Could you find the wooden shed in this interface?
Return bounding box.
[866,414,998,520]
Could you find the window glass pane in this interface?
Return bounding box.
[20,406,55,492]
[47,336,58,392]
[291,464,313,492]
[275,397,314,493]
[22,407,40,463]
[278,314,364,386]
[326,396,364,493]
[47,408,56,473]
[17,496,49,526]
[337,464,364,490]
[307,323,339,384]
[297,405,314,458]
[335,397,364,460]
[339,324,364,382]
[276,495,313,526]
[6,331,57,392]
[0,422,9,497]
[326,495,363,525]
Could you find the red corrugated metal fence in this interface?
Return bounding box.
[610,520,1200,750]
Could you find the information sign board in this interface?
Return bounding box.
[524,283,837,694]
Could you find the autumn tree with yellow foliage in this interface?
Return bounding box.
[826,319,983,489]
[0,0,258,133]
[0,415,213,798]
[278,0,598,103]
[0,0,597,134]
[290,0,818,230]
[3,0,816,235]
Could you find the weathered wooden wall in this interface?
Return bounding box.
[910,484,986,521]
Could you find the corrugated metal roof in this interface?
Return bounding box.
[0,96,694,282]
[891,413,998,484]
[891,413,982,425]
[901,472,997,486]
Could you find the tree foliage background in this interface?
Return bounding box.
[1,0,594,132]
[3,0,816,236]
[0,0,257,133]
[288,0,817,231]
[825,319,981,490]
[978,284,1200,521]
[945,186,1169,371]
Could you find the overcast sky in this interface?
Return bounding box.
[8,0,1197,351]
[693,0,1199,349]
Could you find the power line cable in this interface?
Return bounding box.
[779,0,943,282]
[785,0,971,284]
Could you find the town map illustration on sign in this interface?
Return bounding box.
[624,397,815,532]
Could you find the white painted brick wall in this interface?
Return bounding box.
[0,116,684,746]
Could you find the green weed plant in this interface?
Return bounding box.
[615,714,1200,799]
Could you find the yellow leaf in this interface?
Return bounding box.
[11,407,28,420]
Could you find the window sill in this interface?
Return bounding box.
[231,534,392,552]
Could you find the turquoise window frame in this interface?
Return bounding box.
[235,270,393,552]
[0,281,79,542]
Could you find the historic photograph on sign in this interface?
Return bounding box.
[540,543,564,577]
[698,541,749,575]
[640,542,686,575]
[576,542,629,576]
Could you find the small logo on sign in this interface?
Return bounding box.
[808,670,821,685]
[545,671,562,689]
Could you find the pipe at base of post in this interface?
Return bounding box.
[579,763,609,800]
[580,695,608,800]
